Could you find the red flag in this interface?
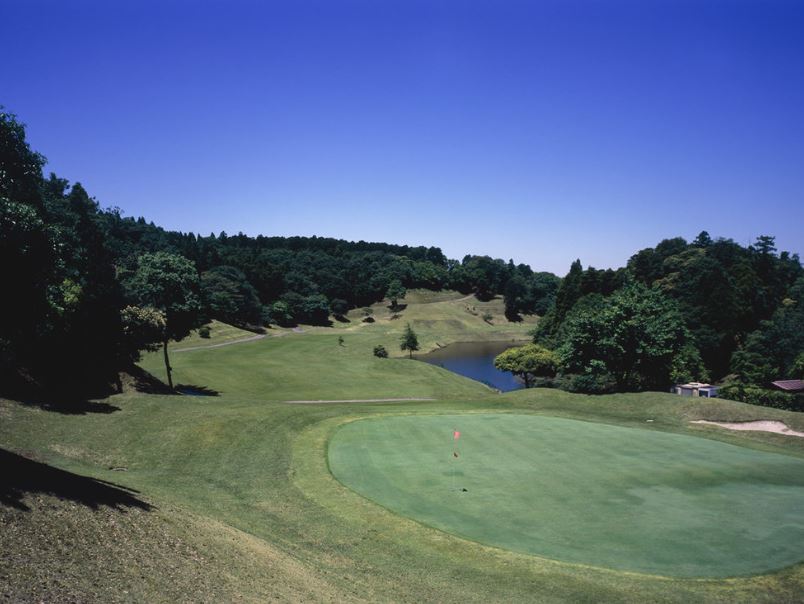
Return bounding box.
[453,430,460,440]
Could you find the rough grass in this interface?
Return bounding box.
[2,295,804,602]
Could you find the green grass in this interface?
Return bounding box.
[329,413,804,577]
[139,290,534,400]
[3,295,804,602]
[173,319,258,349]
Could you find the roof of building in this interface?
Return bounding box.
[771,380,804,392]
[677,382,717,389]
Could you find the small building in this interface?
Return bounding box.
[672,382,719,398]
[771,380,804,393]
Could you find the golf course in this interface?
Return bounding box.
[2,291,804,602]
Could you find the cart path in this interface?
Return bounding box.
[173,333,266,353]
[284,397,435,404]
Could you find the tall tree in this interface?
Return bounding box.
[400,323,419,358]
[125,252,202,389]
[200,265,262,326]
[559,284,697,391]
[386,279,407,309]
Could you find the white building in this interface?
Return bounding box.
[672,382,718,398]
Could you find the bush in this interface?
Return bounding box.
[719,384,804,411]
[373,345,388,358]
[565,360,616,394]
[198,325,211,339]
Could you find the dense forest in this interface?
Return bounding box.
[0,110,557,396]
[1,109,802,408]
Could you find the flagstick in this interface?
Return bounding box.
[451,442,456,492]
[451,427,459,492]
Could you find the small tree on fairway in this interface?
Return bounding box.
[386,279,406,309]
[494,344,558,388]
[125,252,202,389]
[400,323,419,358]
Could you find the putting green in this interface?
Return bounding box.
[328,413,804,577]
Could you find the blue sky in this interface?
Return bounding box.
[3,0,803,275]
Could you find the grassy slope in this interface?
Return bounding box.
[171,319,258,349]
[2,293,804,602]
[140,290,532,400]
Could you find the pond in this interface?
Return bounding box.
[418,341,526,392]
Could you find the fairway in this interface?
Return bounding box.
[329,413,804,577]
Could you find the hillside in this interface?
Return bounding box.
[2,298,804,601]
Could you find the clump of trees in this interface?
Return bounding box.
[557,284,704,392]
[530,234,802,406]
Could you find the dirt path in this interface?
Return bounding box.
[283,397,435,404]
[691,420,804,438]
[173,334,266,353]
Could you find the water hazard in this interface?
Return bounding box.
[418,341,526,392]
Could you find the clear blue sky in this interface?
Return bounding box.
[3,0,803,275]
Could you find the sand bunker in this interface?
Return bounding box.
[691,420,804,438]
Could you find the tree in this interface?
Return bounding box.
[494,344,558,388]
[299,293,331,325]
[330,298,349,318]
[0,109,46,208]
[503,274,527,320]
[558,283,694,391]
[400,323,419,358]
[792,353,804,378]
[731,276,804,384]
[125,252,202,389]
[200,265,262,326]
[269,300,293,326]
[386,279,406,309]
[120,305,166,357]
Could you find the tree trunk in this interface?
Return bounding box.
[523,373,531,388]
[409,349,413,359]
[163,340,174,390]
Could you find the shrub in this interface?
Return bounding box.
[198,325,211,339]
[719,384,804,411]
[373,345,388,358]
[565,360,616,394]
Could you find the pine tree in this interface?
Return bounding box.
[400,323,419,358]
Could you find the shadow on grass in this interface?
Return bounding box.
[0,449,152,513]
[126,365,175,395]
[13,396,121,415]
[175,384,220,397]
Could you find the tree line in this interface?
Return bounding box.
[2,109,801,407]
[0,110,557,397]
[501,233,803,408]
